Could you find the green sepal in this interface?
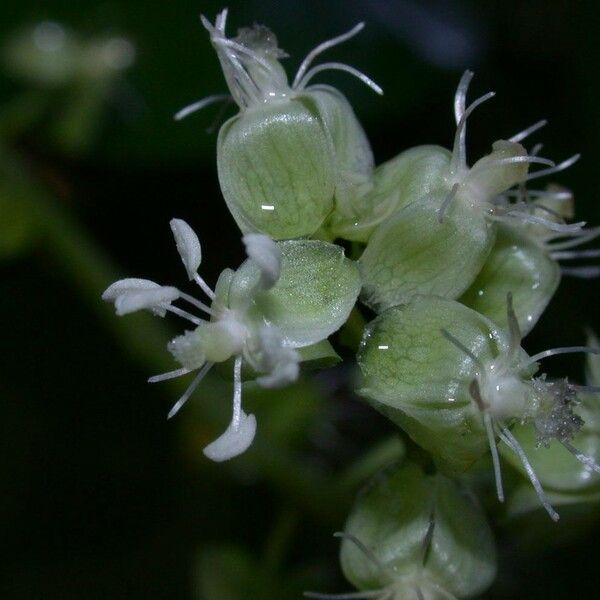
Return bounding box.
[460,224,560,336]
[329,145,451,242]
[357,297,511,474]
[229,239,361,347]
[340,461,496,598]
[359,191,495,312]
[217,97,336,239]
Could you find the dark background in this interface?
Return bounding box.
[1,1,599,598]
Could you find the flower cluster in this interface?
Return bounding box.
[103,8,600,599]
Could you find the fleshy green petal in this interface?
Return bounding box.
[217,98,335,239]
[460,224,560,336]
[357,297,509,473]
[230,239,361,347]
[329,145,451,242]
[359,191,495,312]
[341,461,496,598]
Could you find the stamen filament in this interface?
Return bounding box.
[561,266,600,278]
[560,440,600,475]
[470,155,555,178]
[545,226,600,250]
[526,154,581,182]
[503,211,586,233]
[437,183,459,223]
[521,346,600,368]
[293,22,365,88]
[440,329,484,368]
[451,90,496,174]
[166,305,203,325]
[174,94,230,121]
[178,291,216,316]
[148,367,191,383]
[509,119,548,143]
[296,62,383,95]
[453,70,473,125]
[551,249,600,260]
[194,273,216,299]
[231,355,243,430]
[498,425,559,521]
[485,413,504,502]
[167,362,213,419]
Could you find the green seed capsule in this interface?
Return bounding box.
[354,71,547,309]
[190,11,380,239]
[338,461,496,599]
[460,223,560,336]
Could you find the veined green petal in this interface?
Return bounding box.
[341,461,496,598]
[359,191,495,312]
[230,239,361,347]
[460,224,560,336]
[217,98,335,239]
[306,85,374,212]
[329,145,451,242]
[357,297,510,473]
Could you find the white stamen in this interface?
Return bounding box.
[561,266,600,278]
[551,249,600,260]
[509,119,548,143]
[440,328,484,367]
[451,90,496,174]
[560,440,600,475]
[499,426,559,521]
[232,355,243,430]
[521,346,599,369]
[503,212,586,233]
[526,154,581,182]
[293,22,365,88]
[296,62,383,95]
[178,291,216,317]
[437,183,460,223]
[193,273,216,300]
[165,305,203,325]
[174,94,231,121]
[454,70,474,125]
[170,218,202,279]
[148,367,191,383]
[202,399,257,463]
[470,155,555,177]
[484,413,504,502]
[167,362,213,419]
[530,143,544,157]
[546,226,600,250]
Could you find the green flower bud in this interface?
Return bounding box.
[181,11,381,239]
[460,223,560,336]
[338,461,496,599]
[357,296,505,474]
[358,294,600,519]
